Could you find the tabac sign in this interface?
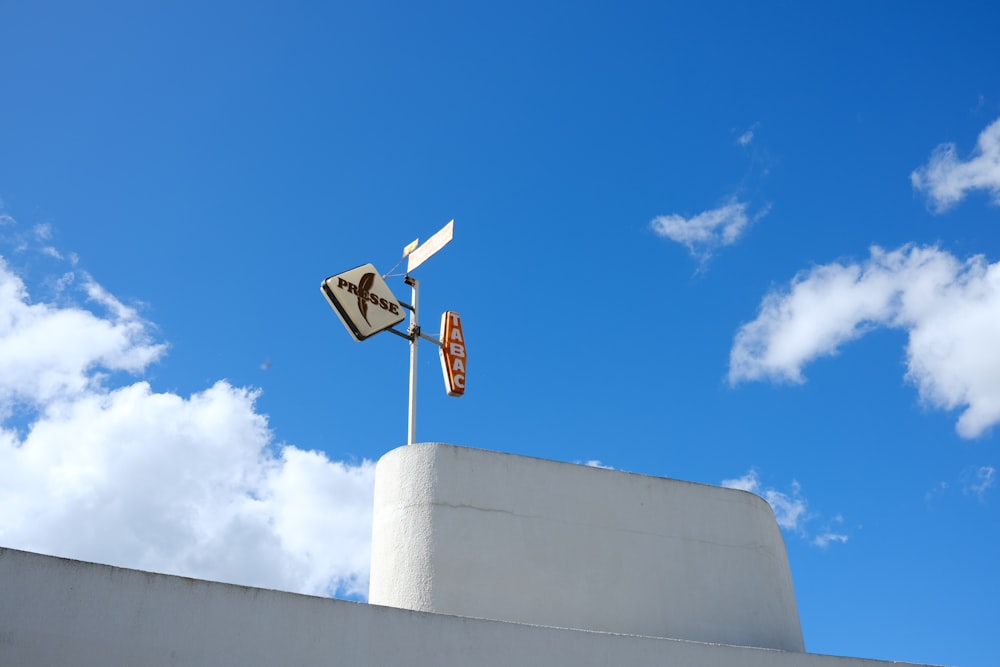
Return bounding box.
[439,311,466,396]
[321,263,405,341]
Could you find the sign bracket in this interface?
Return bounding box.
[388,300,443,345]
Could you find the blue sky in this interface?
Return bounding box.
[1,2,999,665]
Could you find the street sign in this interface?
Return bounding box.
[321,263,405,341]
[439,311,466,397]
[407,219,454,273]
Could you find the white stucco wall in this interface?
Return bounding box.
[0,547,935,667]
[369,443,805,652]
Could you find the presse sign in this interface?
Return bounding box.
[321,263,405,341]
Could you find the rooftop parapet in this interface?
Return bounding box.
[369,443,805,652]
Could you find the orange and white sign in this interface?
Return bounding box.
[439,311,466,397]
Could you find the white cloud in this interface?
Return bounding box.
[720,470,760,493]
[721,469,809,532]
[0,252,375,598]
[925,481,950,503]
[730,244,1000,438]
[33,223,54,241]
[961,465,995,501]
[812,532,849,548]
[582,459,614,469]
[0,257,166,414]
[650,198,768,260]
[811,514,848,548]
[735,122,760,148]
[911,116,1000,211]
[722,469,848,547]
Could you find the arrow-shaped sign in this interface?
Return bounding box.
[406,219,454,273]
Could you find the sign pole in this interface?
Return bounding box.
[405,275,419,445]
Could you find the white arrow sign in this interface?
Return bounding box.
[406,219,454,273]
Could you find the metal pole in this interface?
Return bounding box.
[405,275,419,445]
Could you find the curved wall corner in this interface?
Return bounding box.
[368,443,805,652]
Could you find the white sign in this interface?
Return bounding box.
[407,220,454,273]
[321,263,406,341]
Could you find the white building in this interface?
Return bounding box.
[0,443,938,666]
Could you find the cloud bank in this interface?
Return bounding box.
[911,116,1000,211]
[650,199,767,260]
[0,252,375,598]
[729,244,1000,438]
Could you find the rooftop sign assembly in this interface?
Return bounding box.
[321,263,405,341]
[321,219,463,445]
